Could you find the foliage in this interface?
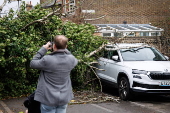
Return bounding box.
[0,3,106,98]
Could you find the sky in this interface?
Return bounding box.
[0,0,40,16]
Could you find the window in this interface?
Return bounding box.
[63,0,76,14]
[103,33,112,37]
[127,32,135,37]
[103,50,119,59]
[114,32,123,37]
[69,0,75,14]
[150,32,159,36]
[140,32,149,36]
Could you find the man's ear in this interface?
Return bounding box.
[53,44,57,50]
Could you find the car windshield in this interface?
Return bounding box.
[120,47,167,61]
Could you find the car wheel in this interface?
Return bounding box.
[118,77,131,100]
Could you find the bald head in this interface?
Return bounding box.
[54,35,68,49]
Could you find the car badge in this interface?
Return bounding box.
[164,69,168,72]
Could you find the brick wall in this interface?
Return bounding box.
[81,0,170,24]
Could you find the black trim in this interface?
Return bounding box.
[149,72,170,80]
[132,81,170,94]
[132,89,170,94]
[100,78,118,88]
[133,81,170,89]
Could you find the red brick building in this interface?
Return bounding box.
[40,0,170,36]
[40,0,170,24]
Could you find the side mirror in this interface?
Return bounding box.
[112,55,119,61]
[164,56,169,60]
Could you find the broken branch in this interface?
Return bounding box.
[20,8,61,31]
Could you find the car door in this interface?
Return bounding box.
[96,50,110,80]
[104,50,121,83]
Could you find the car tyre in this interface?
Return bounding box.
[118,77,131,100]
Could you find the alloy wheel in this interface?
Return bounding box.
[118,77,130,100]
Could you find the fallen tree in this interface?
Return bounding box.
[0,2,108,98]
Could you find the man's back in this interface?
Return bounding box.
[30,48,77,106]
[30,35,78,113]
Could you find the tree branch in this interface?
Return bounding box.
[86,32,134,58]
[81,60,104,92]
[20,8,61,31]
[83,78,97,86]
[0,0,7,11]
[91,68,103,92]
[86,42,107,58]
[89,61,100,65]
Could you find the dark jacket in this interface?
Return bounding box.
[30,47,78,106]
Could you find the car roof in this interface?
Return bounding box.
[105,43,151,50]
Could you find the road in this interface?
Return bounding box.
[67,94,170,113]
[1,89,170,113]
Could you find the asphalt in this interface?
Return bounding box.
[2,87,170,113]
[0,97,155,113]
[0,96,167,113]
[0,86,117,113]
[0,96,118,113]
[1,94,170,113]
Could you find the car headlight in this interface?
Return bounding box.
[132,69,148,75]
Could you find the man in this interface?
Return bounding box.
[30,35,78,113]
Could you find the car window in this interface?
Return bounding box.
[103,50,119,59]
[120,47,167,61]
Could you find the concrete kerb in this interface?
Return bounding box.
[0,100,13,113]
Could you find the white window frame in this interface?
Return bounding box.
[63,0,75,14]
[69,0,75,14]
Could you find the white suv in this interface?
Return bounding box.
[95,43,170,100]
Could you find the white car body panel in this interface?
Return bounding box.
[96,43,170,94]
[123,61,170,72]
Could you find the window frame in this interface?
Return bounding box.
[69,0,76,14]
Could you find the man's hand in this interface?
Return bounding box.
[43,42,52,50]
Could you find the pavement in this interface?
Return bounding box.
[0,96,155,113]
[0,96,119,113]
[1,94,170,113]
[2,87,170,113]
[0,96,118,113]
[0,97,27,113]
[0,87,119,113]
